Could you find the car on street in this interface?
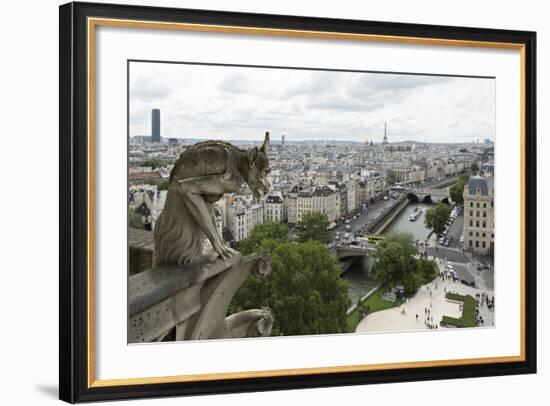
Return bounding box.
[461,278,475,287]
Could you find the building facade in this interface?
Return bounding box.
[264,192,285,223]
[463,175,494,255]
[227,197,265,242]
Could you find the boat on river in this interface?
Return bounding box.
[408,207,422,221]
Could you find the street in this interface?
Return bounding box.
[447,211,464,249]
[333,197,397,243]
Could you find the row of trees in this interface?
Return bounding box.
[449,175,470,205]
[424,203,451,235]
[371,233,438,296]
[230,213,351,336]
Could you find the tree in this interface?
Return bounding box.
[471,162,479,174]
[356,299,368,319]
[129,210,145,230]
[418,258,438,283]
[142,159,163,169]
[371,241,407,284]
[370,232,438,297]
[425,204,451,235]
[385,232,416,257]
[157,179,169,190]
[230,239,351,336]
[239,222,289,255]
[371,232,417,284]
[450,176,469,205]
[402,269,424,296]
[297,212,332,244]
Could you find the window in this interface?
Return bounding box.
[476,232,479,237]
[470,202,473,208]
[483,203,487,208]
[477,202,480,208]
[470,210,473,216]
[483,233,486,237]
[482,241,486,248]
[476,211,480,217]
[469,231,473,236]
[469,240,473,247]
[483,221,486,228]
[483,211,487,217]
[476,221,480,227]
[476,240,479,248]
[469,220,473,227]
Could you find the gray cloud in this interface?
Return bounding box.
[129,62,495,143]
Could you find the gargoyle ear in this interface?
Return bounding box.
[248,147,259,167]
[260,131,270,154]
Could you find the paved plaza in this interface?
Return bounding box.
[355,261,495,333]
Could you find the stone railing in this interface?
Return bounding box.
[128,252,273,343]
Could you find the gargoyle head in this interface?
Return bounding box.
[245,131,271,199]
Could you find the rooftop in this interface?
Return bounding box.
[467,176,494,196]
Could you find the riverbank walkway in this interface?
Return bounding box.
[355,260,495,333]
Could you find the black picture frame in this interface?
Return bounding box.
[59,1,537,403]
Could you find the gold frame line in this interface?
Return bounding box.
[86,17,527,388]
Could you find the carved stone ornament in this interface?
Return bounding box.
[129,133,274,342]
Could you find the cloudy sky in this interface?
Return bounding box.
[129,61,495,143]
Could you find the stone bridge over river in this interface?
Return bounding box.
[405,176,458,204]
[406,187,451,204]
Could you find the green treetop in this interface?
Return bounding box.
[297,212,332,244]
[449,175,469,205]
[230,224,350,336]
[371,232,417,285]
[370,232,438,296]
[239,222,290,255]
[424,204,451,235]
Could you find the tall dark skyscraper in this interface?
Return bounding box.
[151,109,161,143]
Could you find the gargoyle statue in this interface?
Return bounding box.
[153,132,271,265]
